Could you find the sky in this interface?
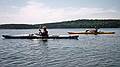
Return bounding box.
[0,0,120,24]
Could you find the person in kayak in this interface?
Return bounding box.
[39,26,48,37]
[38,28,42,36]
[85,26,99,33]
[93,26,100,33]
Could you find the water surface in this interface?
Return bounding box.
[0,28,120,67]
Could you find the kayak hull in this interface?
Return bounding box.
[68,32,115,34]
[2,35,79,39]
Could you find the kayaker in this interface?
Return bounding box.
[88,29,98,33]
[40,26,48,37]
[94,26,99,33]
[38,28,42,36]
[85,26,99,33]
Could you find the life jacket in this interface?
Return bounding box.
[42,31,48,37]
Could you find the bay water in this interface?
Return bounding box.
[0,28,120,67]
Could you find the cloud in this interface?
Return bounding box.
[1,0,119,24]
[17,1,65,23]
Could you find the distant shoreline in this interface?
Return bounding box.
[0,19,120,29]
[0,28,117,30]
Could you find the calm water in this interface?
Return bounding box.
[0,28,120,67]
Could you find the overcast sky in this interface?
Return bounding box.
[0,0,120,24]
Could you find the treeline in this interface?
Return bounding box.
[0,19,120,29]
[0,24,34,29]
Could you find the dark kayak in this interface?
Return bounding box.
[2,34,79,39]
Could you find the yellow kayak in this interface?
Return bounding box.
[68,32,115,34]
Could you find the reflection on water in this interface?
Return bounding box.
[0,28,120,67]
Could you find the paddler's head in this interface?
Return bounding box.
[43,26,47,30]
